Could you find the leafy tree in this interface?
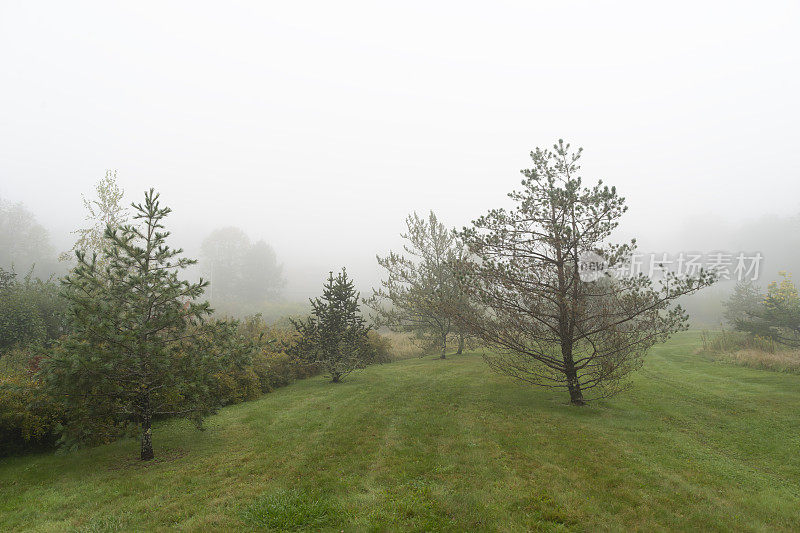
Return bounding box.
[289,268,372,382]
[458,140,715,404]
[241,239,286,301]
[0,269,44,354]
[201,227,285,310]
[201,226,249,303]
[22,276,70,343]
[39,189,250,460]
[366,211,473,358]
[0,198,57,277]
[60,170,129,266]
[0,268,69,354]
[733,272,800,347]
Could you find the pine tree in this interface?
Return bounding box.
[290,268,372,382]
[723,280,763,327]
[365,211,474,359]
[734,272,800,347]
[458,141,716,404]
[40,189,249,460]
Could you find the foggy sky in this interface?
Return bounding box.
[1,1,798,300]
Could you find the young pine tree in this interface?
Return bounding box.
[290,268,372,382]
[40,189,249,460]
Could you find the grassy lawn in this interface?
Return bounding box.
[1,331,798,531]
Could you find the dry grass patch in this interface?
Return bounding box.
[716,348,800,373]
[382,331,424,360]
[698,330,800,373]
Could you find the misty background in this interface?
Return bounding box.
[1,1,799,324]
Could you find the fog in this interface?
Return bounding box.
[1,1,799,309]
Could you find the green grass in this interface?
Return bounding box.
[1,331,799,531]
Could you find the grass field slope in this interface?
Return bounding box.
[1,332,799,531]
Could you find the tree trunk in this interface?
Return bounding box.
[140,413,154,461]
[331,373,340,383]
[456,333,464,355]
[440,332,447,359]
[561,341,585,406]
[566,371,585,405]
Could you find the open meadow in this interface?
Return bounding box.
[1,332,798,532]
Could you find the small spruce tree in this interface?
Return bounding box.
[290,268,372,382]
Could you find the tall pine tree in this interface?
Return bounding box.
[458,141,715,404]
[40,189,248,460]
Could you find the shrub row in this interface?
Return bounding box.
[0,317,396,457]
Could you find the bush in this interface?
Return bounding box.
[0,349,65,456]
[2,314,396,456]
[367,330,394,364]
[210,366,262,406]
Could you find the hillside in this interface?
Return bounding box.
[1,332,799,531]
